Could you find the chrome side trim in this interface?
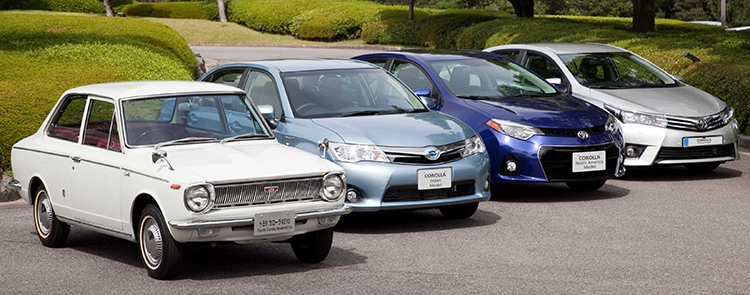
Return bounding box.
[127,170,169,183]
[57,216,135,242]
[11,146,68,159]
[167,204,352,229]
[81,159,120,170]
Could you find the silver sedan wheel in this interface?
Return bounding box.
[140,216,163,269]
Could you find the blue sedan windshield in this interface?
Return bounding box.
[429,58,558,99]
[281,68,428,118]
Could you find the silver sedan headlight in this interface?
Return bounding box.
[184,184,214,213]
[462,134,486,157]
[329,142,390,163]
[486,119,543,140]
[321,173,346,202]
[605,104,667,128]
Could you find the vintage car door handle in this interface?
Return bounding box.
[71,156,82,163]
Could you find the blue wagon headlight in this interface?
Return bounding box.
[605,104,667,128]
[462,135,486,157]
[329,142,390,163]
[486,119,543,140]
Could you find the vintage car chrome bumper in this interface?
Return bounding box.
[168,204,352,229]
[8,179,22,191]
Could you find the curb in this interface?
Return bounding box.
[740,134,750,149]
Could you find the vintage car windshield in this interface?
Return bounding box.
[122,94,271,146]
[558,52,678,89]
[281,68,428,118]
[429,58,558,100]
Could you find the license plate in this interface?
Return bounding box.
[683,136,722,147]
[254,210,295,236]
[572,151,606,173]
[418,167,452,190]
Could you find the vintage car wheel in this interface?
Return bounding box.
[34,186,70,247]
[566,180,606,191]
[291,227,333,263]
[138,204,182,279]
[439,202,479,219]
[684,162,720,173]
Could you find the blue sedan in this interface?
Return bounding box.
[353,51,625,191]
[200,59,491,218]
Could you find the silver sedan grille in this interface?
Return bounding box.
[665,107,731,131]
[213,177,322,207]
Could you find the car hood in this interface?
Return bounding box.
[311,112,475,147]
[594,85,726,117]
[464,95,609,129]
[135,141,338,183]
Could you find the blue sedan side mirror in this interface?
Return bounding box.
[545,78,566,93]
[413,88,436,109]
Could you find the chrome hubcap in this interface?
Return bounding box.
[36,194,52,236]
[141,217,163,268]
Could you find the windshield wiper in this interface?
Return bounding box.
[154,137,218,149]
[587,85,620,89]
[220,133,272,144]
[339,110,388,117]
[456,95,499,100]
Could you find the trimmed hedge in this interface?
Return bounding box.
[1,0,133,13]
[123,2,217,20]
[0,11,197,170]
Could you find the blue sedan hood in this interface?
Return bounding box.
[311,112,475,147]
[465,95,609,129]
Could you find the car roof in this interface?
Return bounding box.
[359,50,503,63]
[65,81,245,101]
[218,59,378,73]
[493,43,629,54]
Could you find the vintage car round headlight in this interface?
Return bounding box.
[184,185,212,213]
[321,173,345,201]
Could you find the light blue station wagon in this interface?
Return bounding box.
[200,59,491,218]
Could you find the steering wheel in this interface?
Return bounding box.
[134,129,175,145]
[295,103,322,114]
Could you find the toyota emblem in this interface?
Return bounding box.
[264,186,279,193]
[577,131,590,140]
[697,119,708,131]
[425,147,441,161]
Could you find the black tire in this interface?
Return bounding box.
[138,204,182,279]
[566,180,607,191]
[291,227,334,263]
[439,202,479,219]
[684,162,721,173]
[34,186,70,248]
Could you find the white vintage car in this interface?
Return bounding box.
[10,81,351,279]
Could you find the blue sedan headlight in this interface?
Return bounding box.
[486,119,543,140]
[462,135,486,157]
[329,142,391,163]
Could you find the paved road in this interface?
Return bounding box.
[2,148,748,294]
[190,46,382,70]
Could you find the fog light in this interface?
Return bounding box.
[624,145,645,158]
[346,189,363,203]
[506,161,517,172]
[483,177,490,191]
[626,147,636,157]
[318,216,338,225]
[197,227,219,237]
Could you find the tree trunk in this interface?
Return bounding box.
[509,0,535,18]
[632,0,655,32]
[408,0,414,21]
[103,0,114,17]
[217,0,228,23]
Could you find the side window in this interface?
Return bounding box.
[210,69,245,87]
[187,97,223,132]
[243,71,283,119]
[391,60,434,91]
[219,95,260,135]
[83,99,118,151]
[523,52,565,81]
[47,95,87,142]
[493,50,520,62]
[363,58,387,68]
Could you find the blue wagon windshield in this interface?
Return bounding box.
[281,68,428,118]
[121,94,271,146]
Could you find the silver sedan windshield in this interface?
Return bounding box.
[122,94,271,146]
[558,52,678,89]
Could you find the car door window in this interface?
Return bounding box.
[523,52,565,81]
[210,69,245,87]
[219,95,261,135]
[391,60,434,91]
[492,50,520,62]
[47,95,87,142]
[187,97,224,132]
[82,99,119,151]
[362,58,387,68]
[243,71,283,119]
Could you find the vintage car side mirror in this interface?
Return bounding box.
[317,138,329,158]
[258,104,279,129]
[413,88,436,109]
[152,149,174,170]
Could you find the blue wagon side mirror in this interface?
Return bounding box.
[413,88,436,109]
[257,104,279,129]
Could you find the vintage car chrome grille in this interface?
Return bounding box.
[213,177,322,207]
[381,140,466,165]
[665,108,731,132]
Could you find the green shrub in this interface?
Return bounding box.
[0,11,197,170]
[229,0,321,33]
[2,0,104,13]
[123,1,210,19]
